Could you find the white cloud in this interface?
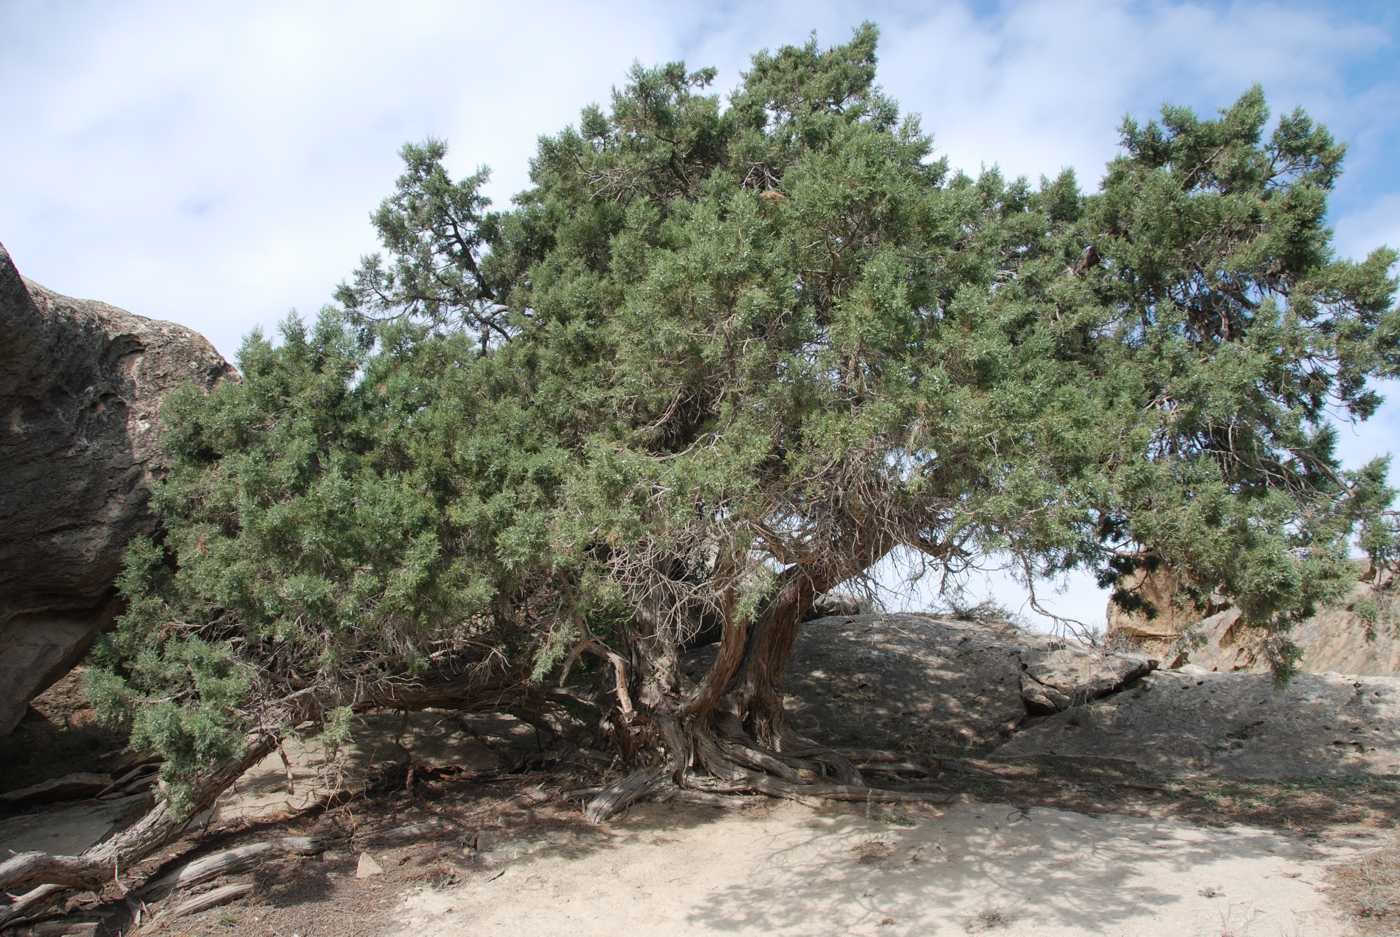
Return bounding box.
[2,0,1396,629]
[1335,192,1400,263]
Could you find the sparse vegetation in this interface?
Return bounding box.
[1328,834,1400,934]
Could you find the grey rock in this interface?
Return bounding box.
[809,593,870,619]
[992,669,1400,779]
[1018,644,1156,715]
[726,613,1154,760]
[1181,573,1400,676]
[0,242,235,734]
[777,612,1395,782]
[0,791,150,856]
[0,771,111,804]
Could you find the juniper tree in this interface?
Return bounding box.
[5,24,1397,906]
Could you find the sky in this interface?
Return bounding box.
[2,0,1397,630]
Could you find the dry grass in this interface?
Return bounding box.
[1327,832,1400,934]
[849,838,895,864]
[963,904,1016,932]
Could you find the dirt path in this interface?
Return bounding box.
[390,799,1375,937]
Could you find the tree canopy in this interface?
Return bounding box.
[92,24,1398,819]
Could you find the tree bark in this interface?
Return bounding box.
[584,527,896,822]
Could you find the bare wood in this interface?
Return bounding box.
[584,765,671,824]
[20,917,99,936]
[163,882,253,920]
[141,834,332,899]
[716,738,803,783]
[0,734,276,903]
[97,764,158,799]
[355,819,460,848]
[0,884,64,930]
[0,670,525,913]
[277,744,296,795]
[857,761,932,776]
[837,749,915,763]
[687,771,953,807]
[660,789,756,809]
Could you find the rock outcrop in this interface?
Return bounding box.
[0,242,235,734]
[1104,563,1221,656]
[776,612,1398,781]
[1107,563,1399,676]
[698,613,1155,760]
[994,667,1400,779]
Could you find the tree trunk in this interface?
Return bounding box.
[585,530,899,822]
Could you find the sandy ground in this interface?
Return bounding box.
[390,800,1376,937]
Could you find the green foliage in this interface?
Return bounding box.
[103,24,1398,785]
[93,312,554,796]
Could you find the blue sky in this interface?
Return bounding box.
[2,0,1396,628]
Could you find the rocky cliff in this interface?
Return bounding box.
[0,242,235,734]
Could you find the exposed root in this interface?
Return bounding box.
[0,884,65,930]
[857,761,934,777]
[0,736,276,928]
[584,765,673,824]
[837,748,923,764]
[654,788,756,809]
[776,732,865,786]
[583,724,949,825]
[685,770,951,806]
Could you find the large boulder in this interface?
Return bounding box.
[0,242,235,734]
[1182,572,1400,675]
[772,612,1399,782]
[1104,562,1224,657]
[688,613,1154,760]
[992,668,1400,779]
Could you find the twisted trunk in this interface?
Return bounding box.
[585,528,907,822]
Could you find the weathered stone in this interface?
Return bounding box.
[1108,560,1399,676]
[0,792,150,856]
[1105,562,1219,657]
[708,613,1154,760]
[1018,644,1156,715]
[0,771,111,805]
[1183,574,1400,675]
[0,242,235,734]
[992,669,1400,779]
[778,613,1394,782]
[809,593,869,619]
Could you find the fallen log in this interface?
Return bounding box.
[0,672,530,924]
[17,917,98,936]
